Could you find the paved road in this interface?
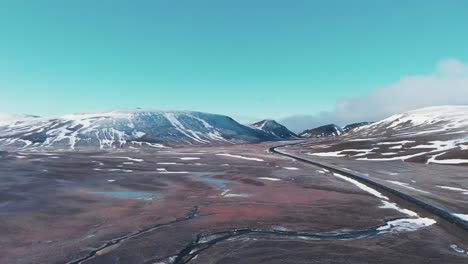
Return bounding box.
[271,142,468,239]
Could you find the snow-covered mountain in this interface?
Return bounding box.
[250,119,298,139]
[300,124,344,138]
[347,106,468,138]
[343,122,373,133]
[306,106,468,165]
[0,110,278,149]
[0,113,38,126]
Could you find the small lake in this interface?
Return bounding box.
[200,177,227,188]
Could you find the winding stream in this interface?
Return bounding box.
[161,217,434,264]
[67,206,199,264]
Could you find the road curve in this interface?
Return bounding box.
[269,143,468,237]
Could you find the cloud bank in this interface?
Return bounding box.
[281,58,468,133]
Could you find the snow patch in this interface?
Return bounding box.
[258,177,281,181]
[216,153,264,162]
[453,214,468,222]
[307,151,346,157]
[157,171,189,174]
[332,173,388,200]
[436,185,468,194]
[282,167,299,170]
[449,244,466,254]
[179,157,200,160]
[379,201,418,217]
[376,218,436,232]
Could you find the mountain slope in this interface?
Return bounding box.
[0,113,38,126]
[0,110,277,149]
[300,124,344,138]
[306,106,468,165]
[250,120,298,139]
[343,122,373,133]
[347,106,468,138]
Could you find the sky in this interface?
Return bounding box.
[1,1,468,131]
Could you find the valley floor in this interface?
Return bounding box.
[0,142,467,263]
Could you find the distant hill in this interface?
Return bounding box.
[250,119,298,139]
[0,113,39,126]
[299,124,344,138]
[347,106,468,138]
[307,106,468,165]
[343,122,373,133]
[0,109,280,149]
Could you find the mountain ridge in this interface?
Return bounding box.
[250,119,298,139]
[0,109,281,149]
[299,124,344,138]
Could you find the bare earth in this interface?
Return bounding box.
[0,142,467,263]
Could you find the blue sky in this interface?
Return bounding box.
[1,1,468,127]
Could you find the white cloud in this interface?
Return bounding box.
[281,58,468,133]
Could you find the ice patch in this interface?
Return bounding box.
[282,167,299,170]
[376,218,436,232]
